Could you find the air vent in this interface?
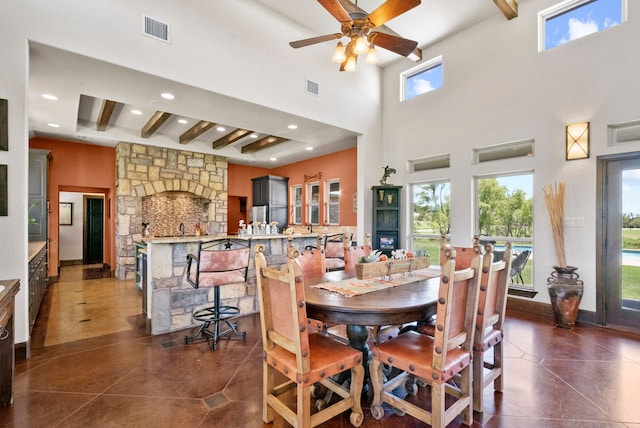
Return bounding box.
[143,15,170,43]
[306,79,319,96]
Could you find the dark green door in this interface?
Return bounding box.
[84,197,103,264]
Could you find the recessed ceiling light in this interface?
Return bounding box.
[305,146,314,151]
[47,123,60,128]
[288,124,298,130]
[250,134,258,138]
[178,119,188,124]
[41,94,58,100]
[161,92,175,100]
[270,157,277,161]
[131,109,142,115]
[216,126,226,132]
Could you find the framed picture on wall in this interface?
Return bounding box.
[0,165,7,216]
[60,202,72,225]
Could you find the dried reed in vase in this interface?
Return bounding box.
[543,182,566,267]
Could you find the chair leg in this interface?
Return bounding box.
[431,382,446,428]
[494,341,504,392]
[473,351,484,413]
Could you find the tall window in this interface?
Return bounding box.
[540,0,623,51]
[308,182,319,225]
[401,55,443,101]
[326,180,340,225]
[292,185,302,224]
[411,181,450,258]
[476,173,534,288]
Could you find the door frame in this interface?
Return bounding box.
[596,150,640,329]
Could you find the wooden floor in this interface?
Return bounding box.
[2,265,640,427]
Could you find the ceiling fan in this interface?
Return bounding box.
[289,0,421,71]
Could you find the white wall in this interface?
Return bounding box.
[0,0,384,345]
[59,192,84,261]
[381,0,640,311]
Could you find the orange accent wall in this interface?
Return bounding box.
[29,137,116,277]
[227,147,357,231]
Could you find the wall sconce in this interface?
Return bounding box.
[566,122,590,160]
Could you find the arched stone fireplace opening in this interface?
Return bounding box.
[115,142,228,280]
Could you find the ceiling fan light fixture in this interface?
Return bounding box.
[332,42,346,63]
[365,46,378,64]
[354,35,368,55]
[345,55,357,72]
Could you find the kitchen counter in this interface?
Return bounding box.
[28,241,46,262]
[139,233,320,244]
[0,279,19,407]
[137,234,322,334]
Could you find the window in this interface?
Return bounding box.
[326,180,340,225]
[292,185,302,224]
[401,55,443,101]
[307,182,319,225]
[475,173,534,289]
[540,0,623,51]
[474,140,534,164]
[411,181,450,257]
[409,154,450,172]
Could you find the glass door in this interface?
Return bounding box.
[603,156,640,329]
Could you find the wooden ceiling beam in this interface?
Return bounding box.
[337,0,422,62]
[96,99,117,132]
[493,0,518,20]
[241,135,288,154]
[179,120,216,144]
[141,111,172,138]
[212,129,253,149]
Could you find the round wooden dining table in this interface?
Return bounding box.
[304,268,441,380]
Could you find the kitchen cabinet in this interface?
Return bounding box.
[28,245,47,334]
[28,149,50,242]
[0,279,19,407]
[371,186,402,257]
[251,175,289,229]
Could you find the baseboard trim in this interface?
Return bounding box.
[15,341,30,361]
[507,296,596,325]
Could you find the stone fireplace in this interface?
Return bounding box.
[115,142,228,280]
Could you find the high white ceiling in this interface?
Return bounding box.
[28,0,517,168]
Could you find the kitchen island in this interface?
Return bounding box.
[137,234,321,334]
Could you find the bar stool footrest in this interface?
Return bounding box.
[184,305,247,350]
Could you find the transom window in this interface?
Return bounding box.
[539,0,624,51]
[401,55,443,101]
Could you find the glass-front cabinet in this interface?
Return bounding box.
[371,186,402,256]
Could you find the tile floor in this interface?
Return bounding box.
[1,265,640,427]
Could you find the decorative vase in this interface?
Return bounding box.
[547,266,584,329]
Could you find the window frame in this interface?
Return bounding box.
[400,55,443,102]
[292,185,303,225]
[410,180,451,257]
[538,0,626,52]
[326,179,340,225]
[307,182,320,225]
[474,172,535,294]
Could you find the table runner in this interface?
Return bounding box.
[311,267,441,297]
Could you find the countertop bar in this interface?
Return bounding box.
[28,241,46,262]
[138,233,320,244]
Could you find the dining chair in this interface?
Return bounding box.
[344,233,372,271]
[438,233,481,267]
[254,244,365,428]
[323,233,351,271]
[184,238,249,350]
[473,242,513,412]
[369,247,482,427]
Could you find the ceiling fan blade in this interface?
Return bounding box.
[289,33,343,49]
[318,0,352,23]
[370,32,418,57]
[367,0,421,28]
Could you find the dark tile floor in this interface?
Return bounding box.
[2,266,640,427]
